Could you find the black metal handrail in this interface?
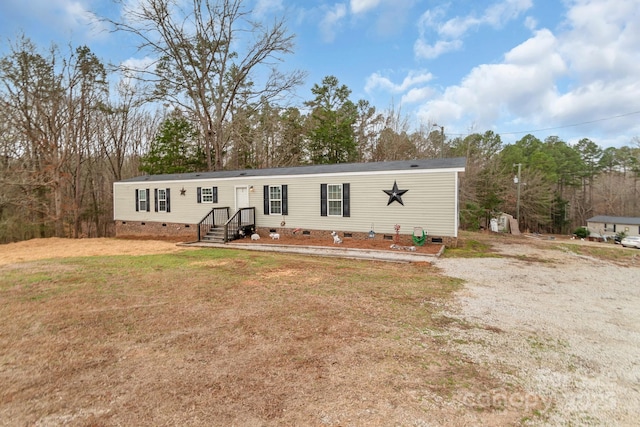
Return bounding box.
[223,207,256,242]
[197,207,230,241]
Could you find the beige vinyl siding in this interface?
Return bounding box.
[114,181,245,224]
[114,167,461,237]
[587,220,640,237]
[251,170,458,237]
[623,225,640,236]
[587,221,607,234]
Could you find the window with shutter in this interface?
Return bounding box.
[320,183,349,217]
[328,184,342,216]
[157,189,167,212]
[270,186,282,214]
[263,185,288,215]
[201,187,213,203]
[137,189,148,212]
[198,187,217,203]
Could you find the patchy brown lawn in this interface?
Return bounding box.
[0,237,189,266]
[0,238,532,426]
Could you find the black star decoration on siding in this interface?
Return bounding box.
[383,181,408,206]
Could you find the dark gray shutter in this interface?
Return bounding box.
[145,189,150,212]
[320,184,327,216]
[166,188,171,213]
[212,187,218,203]
[282,185,288,215]
[263,185,270,215]
[135,190,139,212]
[342,183,350,217]
[197,187,202,203]
[154,189,158,212]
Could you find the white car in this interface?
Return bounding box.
[620,236,640,248]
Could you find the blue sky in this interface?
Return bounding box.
[1,0,639,148]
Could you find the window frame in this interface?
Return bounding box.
[327,184,343,216]
[201,187,214,203]
[197,187,218,204]
[263,184,288,216]
[320,183,350,218]
[269,185,282,215]
[157,189,167,212]
[136,188,149,212]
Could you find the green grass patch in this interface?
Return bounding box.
[443,239,501,258]
[557,243,638,263]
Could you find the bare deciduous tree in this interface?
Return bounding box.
[108,0,306,170]
[0,37,69,237]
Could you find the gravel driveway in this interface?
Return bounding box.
[434,239,640,426]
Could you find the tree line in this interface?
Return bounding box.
[1,0,638,243]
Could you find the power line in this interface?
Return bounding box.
[442,110,640,137]
[497,110,640,136]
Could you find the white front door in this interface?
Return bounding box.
[235,186,250,224]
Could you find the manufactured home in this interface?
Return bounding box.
[586,215,640,238]
[113,157,466,246]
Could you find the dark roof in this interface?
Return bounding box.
[587,215,640,225]
[119,157,467,183]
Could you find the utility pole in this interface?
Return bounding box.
[514,163,522,223]
[432,124,445,158]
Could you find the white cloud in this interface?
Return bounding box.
[413,38,462,60]
[365,70,433,93]
[503,28,562,66]
[253,0,284,18]
[415,7,445,33]
[437,15,481,39]
[114,55,156,94]
[415,0,533,59]
[401,86,435,104]
[524,16,537,31]
[319,3,348,42]
[350,0,382,14]
[482,0,533,27]
[5,0,108,41]
[548,0,640,130]
[120,56,155,76]
[416,29,565,129]
[413,0,640,146]
[308,0,415,42]
[559,0,640,83]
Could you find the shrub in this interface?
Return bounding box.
[573,226,590,239]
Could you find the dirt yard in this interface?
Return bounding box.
[435,234,640,426]
[0,237,189,266]
[1,234,639,426]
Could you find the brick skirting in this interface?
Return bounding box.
[115,221,198,241]
[114,220,458,247]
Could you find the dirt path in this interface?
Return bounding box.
[434,240,640,425]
